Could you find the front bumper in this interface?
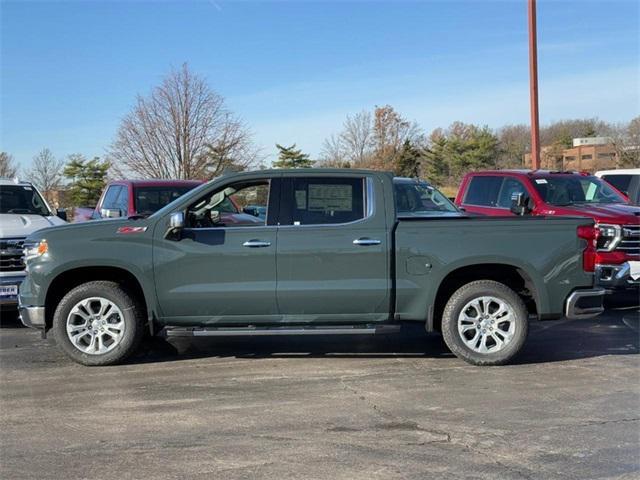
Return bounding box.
[595,262,640,292]
[18,304,46,329]
[565,288,605,320]
[0,274,26,306]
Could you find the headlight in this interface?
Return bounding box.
[596,224,622,251]
[24,239,48,261]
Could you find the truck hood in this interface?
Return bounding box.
[0,214,66,238]
[543,203,640,224]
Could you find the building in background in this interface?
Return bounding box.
[524,137,617,171]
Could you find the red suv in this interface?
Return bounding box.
[455,170,640,294]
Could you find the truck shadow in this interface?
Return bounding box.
[137,309,639,366]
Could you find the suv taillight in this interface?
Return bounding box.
[577,225,597,272]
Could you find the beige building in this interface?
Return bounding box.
[524,137,618,172]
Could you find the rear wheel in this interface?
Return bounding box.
[53,281,145,366]
[441,280,528,366]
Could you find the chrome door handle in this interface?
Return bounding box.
[353,238,381,246]
[243,240,271,248]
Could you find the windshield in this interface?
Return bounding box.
[394,180,459,215]
[532,176,627,206]
[134,186,197,216]
[0,184,51,216]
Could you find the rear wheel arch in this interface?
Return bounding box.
[44,266,152,332]
[429,263,540,332]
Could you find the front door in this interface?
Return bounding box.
[275,174,390,323]
[154,177,279,325]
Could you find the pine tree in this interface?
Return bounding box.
[63,155,110,206]
[395,140,422,178]
[272,144,314,169]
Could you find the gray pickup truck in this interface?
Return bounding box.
[19,169,605,366]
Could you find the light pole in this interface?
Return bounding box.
[528,0,541,170]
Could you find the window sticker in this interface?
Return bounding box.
[295,190,307,209]
[308,184,353,212]
[535,179,547,184]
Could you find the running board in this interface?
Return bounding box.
[161,324,401,338]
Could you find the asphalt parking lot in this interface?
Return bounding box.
[1,308,639,480]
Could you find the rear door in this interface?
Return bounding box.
[275,173,390,322]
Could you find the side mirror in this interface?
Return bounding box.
[510,192,531,216]
[210,210,222,225]
[101,208,122,219]
[56,209,67,221]
[165,211,185,240]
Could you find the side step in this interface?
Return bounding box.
[161,324,401,338]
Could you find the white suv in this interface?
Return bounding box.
[0,178,67,307]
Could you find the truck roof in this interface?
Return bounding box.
[109,179,204,187]
[0,177,33,187]
[466,169,593,178]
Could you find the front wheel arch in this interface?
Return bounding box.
[45,266,151,333]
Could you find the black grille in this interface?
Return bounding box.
[616,225,640,256]
[0,238,26,272]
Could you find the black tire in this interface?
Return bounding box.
[52,281,145,366]
[441,280,528,366]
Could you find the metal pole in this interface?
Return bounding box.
[528,0,541,170]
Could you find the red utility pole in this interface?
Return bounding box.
[528,0,541,170]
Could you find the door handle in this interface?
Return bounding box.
[353,238,381,246]
[243,240,271,248]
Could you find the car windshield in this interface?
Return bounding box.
[394,180,459,215]
[134,186,197,216]
[532,176,627,206]
[0,184,51,216]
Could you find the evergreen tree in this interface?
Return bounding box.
[63,155,110,206]
[395,140,422,177]
[423,133,450,186]
[272,144,314,169]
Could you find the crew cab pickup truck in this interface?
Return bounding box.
[19,169,605,366]
[455,170,640,294]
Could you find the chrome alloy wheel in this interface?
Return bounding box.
[66,297,125,355]
[457,296,515,354]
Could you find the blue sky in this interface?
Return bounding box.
[1,0,638,168]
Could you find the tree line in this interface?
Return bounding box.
[2,63,638,205]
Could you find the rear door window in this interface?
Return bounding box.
[282,177,365,225]
[463,176,504,207]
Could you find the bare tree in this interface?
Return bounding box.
[109,64,261,180]
[0,152,19,177]
[341,111,374,166]
[371,105,422,171]
[606,116,640,168]
[25,148,65,203]
[497,124,530,168]
[319,134,348,167]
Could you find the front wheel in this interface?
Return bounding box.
[53,281,145,366]
[441,280,528,366]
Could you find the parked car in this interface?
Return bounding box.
[595,169,640,205]
[0,178,67,307]
[455,170,640,295]
[73,179,262,226]
[18,169,605,366]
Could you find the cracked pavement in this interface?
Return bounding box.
[1,308,638,479]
